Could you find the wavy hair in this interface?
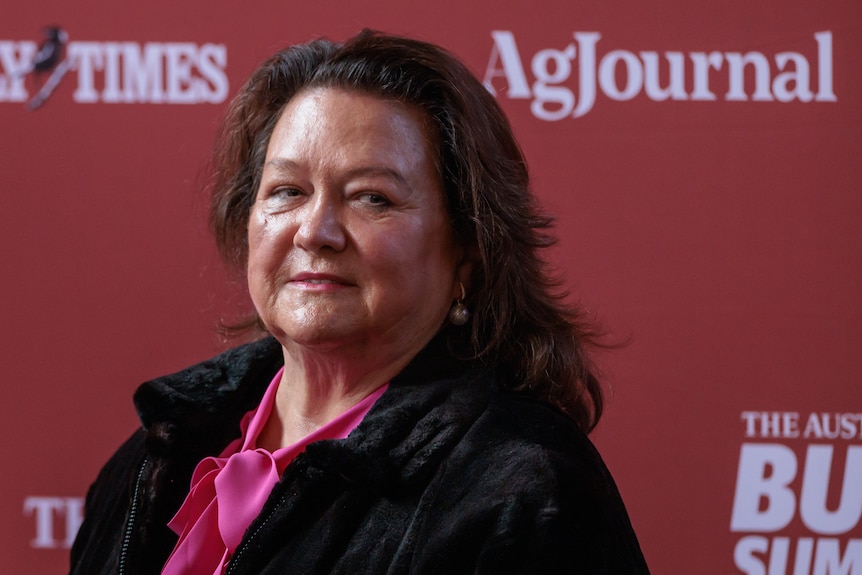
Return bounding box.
[209,30,604,431]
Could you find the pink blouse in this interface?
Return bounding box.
[161,367,388,575]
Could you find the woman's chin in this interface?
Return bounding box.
[270,323,363,353]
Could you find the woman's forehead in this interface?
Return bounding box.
[265,88,438,172]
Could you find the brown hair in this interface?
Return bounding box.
[209,30,604,431]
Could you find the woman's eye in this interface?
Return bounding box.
[265,186,303,200]
[360,193,390,206]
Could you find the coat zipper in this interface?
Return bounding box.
[225,454,311,575]
[224,491,287,575]
[119,457,148,575]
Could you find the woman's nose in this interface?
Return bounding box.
[293,193,347,253]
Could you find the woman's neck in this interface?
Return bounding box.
[257,343,408,451]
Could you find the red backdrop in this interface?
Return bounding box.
[2,2,860,573]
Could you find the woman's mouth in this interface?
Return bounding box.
[290,273,354,290]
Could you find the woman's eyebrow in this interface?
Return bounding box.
[263,159,405,184]
[262,157,301,173]
[341,165,408,186]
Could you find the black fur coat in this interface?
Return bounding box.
[70,336,650,574]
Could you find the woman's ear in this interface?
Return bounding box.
[454,241,480,298]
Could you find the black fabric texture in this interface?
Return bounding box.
[70,335,650,574]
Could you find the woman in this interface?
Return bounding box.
[70,30,650,574]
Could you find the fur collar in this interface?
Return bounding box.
[132,333,488,497]
[124,334,488,571]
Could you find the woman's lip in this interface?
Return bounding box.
[289,273,353,285]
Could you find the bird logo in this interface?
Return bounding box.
[18,26,72,110]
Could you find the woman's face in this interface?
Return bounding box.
[248,88,463,359]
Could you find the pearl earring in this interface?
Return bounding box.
[448,282,470,326]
